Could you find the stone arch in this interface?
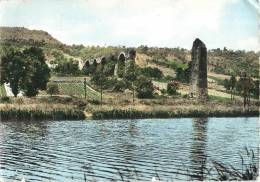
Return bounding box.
[100,56,106,65]
[118,52,126,63]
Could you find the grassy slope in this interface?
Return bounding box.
[57,82,100,100]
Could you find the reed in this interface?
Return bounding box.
[0,108,85,120]
[92,109,258,120]
[212,147,259,180]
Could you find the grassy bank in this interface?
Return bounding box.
[0,95,259,121]
[0,108,85,120]
[92,109,259,120]
[0,96,86,120]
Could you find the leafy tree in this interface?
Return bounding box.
[47,82,59,96]
[55,59,80,75]
[137,67,163,79]
[82,61,90,75]
[0,48,26,97]
[237,73,254,110]
[103,61,115,76]
[22,47,51,97]
[88,59,97,75]
[250,80,259,98]
[0,47,50,97]
[229,75,236,100]
[176,62,191,83]
[135,76,154,98]
[223,79,231,91]
[124,60,136,82]
[113,80,127,92]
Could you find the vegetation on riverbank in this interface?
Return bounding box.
[0,108,85,120]
[0,96,86,120]
[92,108,259,120]
[0,95,258,120]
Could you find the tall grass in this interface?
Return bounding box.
[212,147,259,181]
[92,109,259,120]
[0,108,85,120]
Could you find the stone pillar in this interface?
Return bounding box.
[190,38,208,99]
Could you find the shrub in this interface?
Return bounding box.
[113,80,127,92]
[135,76,154,98]
[47,82,59,96]
[167,81,180,95]
[137,67,163,79]
[0,96,11,103]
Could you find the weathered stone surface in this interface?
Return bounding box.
[190,38,208,99]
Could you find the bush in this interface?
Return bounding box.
[167,81,180,95]
[54,60,80,75]
[0,96,11,103]
[113,80,127,92]
[135,76,154,98]
[47,82,59,96]
[137,67,163,79]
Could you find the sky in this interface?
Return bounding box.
[0,0,259,51]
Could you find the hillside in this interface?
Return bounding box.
[0,26,62,45]
[0,26,259,78]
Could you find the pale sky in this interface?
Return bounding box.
[0,0,259,51]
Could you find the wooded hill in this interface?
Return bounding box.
[0,26,259,78]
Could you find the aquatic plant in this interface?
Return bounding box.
[212,147,259,181]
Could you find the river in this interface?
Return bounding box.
[0,117,259,181]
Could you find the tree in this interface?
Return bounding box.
[250,80,259,99]
[229,75,236,100]
[176,63,191,83]
[47,82,59,96]
[1,47,50,97]
[223,79,231,91]
[238,73,253,111]
[82,61,90,75]
[55,60,80,75]
[135,76,154,98]
[0,48,27,97]
[124,59,137,102]
[137,67,163,79]
[90,63,107,105]
[22,47,51,97]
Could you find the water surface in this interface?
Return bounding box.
[0,117,259,181]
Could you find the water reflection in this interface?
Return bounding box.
[190,117,208,180]
[0,118,258,181]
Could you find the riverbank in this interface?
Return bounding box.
[92,109,259,120]
[0,96,258,120]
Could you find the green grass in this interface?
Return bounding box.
[57,82,100,100]
[208,75,224,85]
[208,95,229,102]
[0,84,7,97]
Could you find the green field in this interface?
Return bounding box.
[57,82,100,100]
[0,84,7,97]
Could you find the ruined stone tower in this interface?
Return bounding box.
[190,38,208,99]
